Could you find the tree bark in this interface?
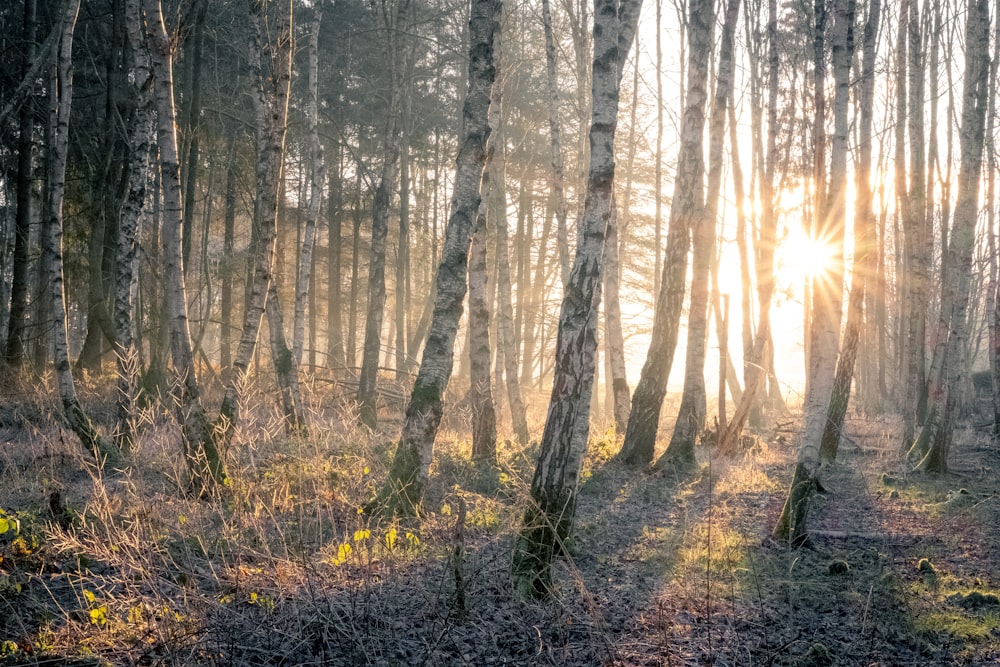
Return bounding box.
[820,0,877,463]
[4,0,36,367]
[46,0,115,463]
[513,0,643,597]
[773,0,850,545]
[115,0,156,452]
[910,0,990,472]
[145,0,224,490]
[294,6,325,371]
[660,0,737,468]
[617,0,710,466]
[372,0,501,515]
[358,1,406,429]
[468,152,497,462]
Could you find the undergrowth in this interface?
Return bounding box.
[0,374,999,665]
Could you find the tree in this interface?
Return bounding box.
[909,0,990,473]
[659,0,739,468]
[145,0,224,490]
[358,0,409,430]
[616,0,711,466]
[819,0,879,463]
[45,0,115,463]
[4,0,36,367]
[773,0,853,546]
[467,76,500,463]
[114,0,156,451]
[512,0,642,597]
[371,0,502,515]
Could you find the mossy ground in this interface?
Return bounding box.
[1,374,999,665]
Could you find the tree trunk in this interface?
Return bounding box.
[820,0,877,464]
[145,0,224,491]
[988,0,1000,440]
[266,283,305,433]
[327,144,346,373]
[659,0,737,469]
[293,6,324,371]
[603,203,630,434]
[219,138,237,373]
[115,0,155,452]
[46,0,115,463]
[910,0,990,472]
[180,0,206,276]
[4,0,36,367]
[215,0,290,446]
[617,0,710,466]
[468,154,497,463]
[773,0,850,546]
[491,83,532,446]
[358,2,409,429]
[372,0,501,515]
[513,0,642,597]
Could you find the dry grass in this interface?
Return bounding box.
[2,374,1000,666]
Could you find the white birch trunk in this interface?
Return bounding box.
[513,0,643,597]
[47,0,113,462]
[115,0,155,452]
[373,0,502,515]
[293,6,324,368]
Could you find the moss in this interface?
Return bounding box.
[828,559,850,575]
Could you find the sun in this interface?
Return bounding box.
[776,226,839,286]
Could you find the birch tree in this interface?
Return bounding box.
[819,0,879,463]
[4,0,36,367]
[616,0,710,466]
[512,0,643,597]
[909,0,990,473]
[46,0,115,463]
[659,0,738,468]
[371,0,501,515]
[773,0,852,545]
[358,0,408,430]
[293,5,325,370]
[114,0,156,451]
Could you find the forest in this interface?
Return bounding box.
[0,0,999,664]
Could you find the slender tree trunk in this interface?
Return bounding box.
[911,0,990,472]
[617,0,710,466]
[774,0,850,545]
[603,203,630,433]
[820,0,877,463]
[372,0,501,515]
[220,138,237,372]
[492,81,531,446]
[327,145,346,373]
[513,0,643,597]
[541,0,570,291]
[5,0,36,367]
[146,0,224,490]
[115,0,155,451]
[46,0,114,462]
[468,142,497,462]
[294,6,324,371]
[215,0,290,445]
[180,0,206,276]
[660,0,737,468]
[266,283,305,433]
[358,2,405,429]
[988,0,1000,439]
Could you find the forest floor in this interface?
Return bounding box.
[2,374,1000,666]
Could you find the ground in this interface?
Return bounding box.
[1,374,1000,666]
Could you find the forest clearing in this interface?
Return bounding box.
[2,380,1000,666]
